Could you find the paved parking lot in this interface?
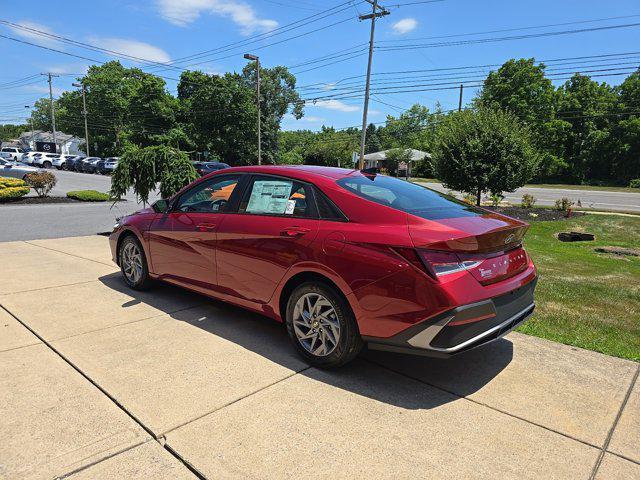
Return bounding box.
[1,235,638,479]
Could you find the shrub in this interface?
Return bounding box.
[0,177,30,201]
[554,197,574,211]
[521,193,537,209]
[25,171,57,198]
[66,190,111,202]
[462,193,476,205]
[630,179,640,188]
[0,177,27,188]
[489,193,504,206]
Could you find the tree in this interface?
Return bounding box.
[110,145,197,205]
[178,70,257,164]
[54,61,178,156]
[433,108,539,205]
[364,123,382,154]
[379,104,432,150]
[555,74,618,182]
[475,58,557,125]
[28,98,53,131]
[383,148,413,176]
[0,123,28,141]
[302,127,359,167]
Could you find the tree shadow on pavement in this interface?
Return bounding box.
[99,272,513,410]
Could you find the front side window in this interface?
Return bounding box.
[337,174,484,220]
[174,175,239,213]
[240,176,312,217]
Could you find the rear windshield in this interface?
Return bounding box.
[337,174,483,220]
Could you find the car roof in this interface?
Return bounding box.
[220,165,360,181]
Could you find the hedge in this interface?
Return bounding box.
[0,177,30,201]
[66,190,111,202]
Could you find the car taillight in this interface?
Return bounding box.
[417,250,481,278]
[393,247,528,284]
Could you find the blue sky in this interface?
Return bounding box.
[1,0,639,131]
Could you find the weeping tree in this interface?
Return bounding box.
[111,145,197,205]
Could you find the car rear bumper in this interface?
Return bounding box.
[363,277,537,358]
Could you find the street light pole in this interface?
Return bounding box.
[244,53,261,165]
[73,82,90,156]
[358,0,389,171]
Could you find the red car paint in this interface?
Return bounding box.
[110,166,536,352]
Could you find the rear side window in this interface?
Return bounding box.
[315,189,347,221]
[337,174,483,220]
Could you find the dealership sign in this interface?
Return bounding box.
[36,141,57,153]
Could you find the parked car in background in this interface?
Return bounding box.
[0,157,40,179]
[97,157,119,174]
[192,161,231,176]
[80,157,102,173]
[0,147,24,162]
[65,156,84,171]
[20,152,39,165]
[110,166,537,368]
[53,154,76,170]
[32,153,60,169]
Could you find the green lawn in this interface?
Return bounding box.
[524,183,639,193]
[518,215,640,361]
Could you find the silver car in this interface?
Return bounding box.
[0,158,40,180]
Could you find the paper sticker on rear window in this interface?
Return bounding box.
[246,180,293,214]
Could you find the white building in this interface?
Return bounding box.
[363,149,431,172]
[18,130,85,155]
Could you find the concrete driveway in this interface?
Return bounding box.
[1,236,638,479]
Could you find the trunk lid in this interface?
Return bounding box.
[407,211,529,254]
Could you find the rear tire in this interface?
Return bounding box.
[285,282,363,368]
[43,161,52,169]
[119,235,153,290]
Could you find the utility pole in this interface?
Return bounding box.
[358,0,389,170]
[244,53,261,165]
[72,82,90,156]
[43,73,59,151]
[458,84,464,112]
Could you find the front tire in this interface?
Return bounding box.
[285,282,363,368]
[119,235,152,290]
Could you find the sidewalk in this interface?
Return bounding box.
[1,235,638,479]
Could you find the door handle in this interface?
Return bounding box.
[196,223,217,232]
[280,226,311,237]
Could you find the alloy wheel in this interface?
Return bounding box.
[121,241,143,284]
[292,293,341,356]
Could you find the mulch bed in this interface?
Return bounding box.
[485,206,587,222]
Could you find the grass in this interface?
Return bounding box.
[517,214,640,361]
[66,190,111,202]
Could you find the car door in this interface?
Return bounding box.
[1,159,20,179]
[147,174,243,293]
[215,174,320,304]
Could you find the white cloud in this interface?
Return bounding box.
[303,116,325,122]
[311,100,359,112]
[392,18,418,35]
[27,84,65,96]
[9,21,61,48]
[322,83,336,91]
[89,38,171,63]
[156,0,278,35]
[47,63,89,75]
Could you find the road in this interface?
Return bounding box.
[420,182,640,213]
[1,169,159,241]
[1,170,638,242]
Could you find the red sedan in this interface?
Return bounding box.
[110,166,537,368]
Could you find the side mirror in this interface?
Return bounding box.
[152,199,169,213]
